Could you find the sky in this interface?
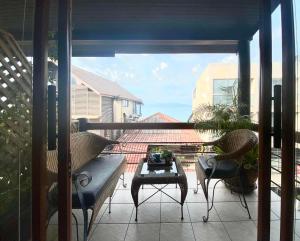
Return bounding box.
[72,4,299,122]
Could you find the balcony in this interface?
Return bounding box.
[44,117,300,241]
[47,163,291,241]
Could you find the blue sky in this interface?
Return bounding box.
[72,4,299,121]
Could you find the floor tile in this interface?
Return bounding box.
[138,188,162,203]
[223,221,257,241]
[100,204,133,223]
[125,223,160,241]
[71,224,97,241]
[112,190,134,204]
[161,203,190,222]
[130,203,161,223]
[208,187,240,202]
[186,188,206,203]
[160,223,196,241]
[271,191,281,201]
[161,188,184,203]
[271,201,281,218]
[270,220,280,241]
[90,224,128,241]
[187,202,220,222]
[192,222,231,241]
[47,225,58,241]
[72,205,107,225]
[214,202,250,221]
[246,202,279,221]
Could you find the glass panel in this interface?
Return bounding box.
[47,0,59,240]
[0,1,34,240]
[213,79,237,105]
[294,0,300,239]
[140,161,178,176]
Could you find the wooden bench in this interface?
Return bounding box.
[47,132,127,241]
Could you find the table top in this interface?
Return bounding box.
[133,157,187,183]
[140,160,178,177]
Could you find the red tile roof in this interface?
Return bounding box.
[114,112,202,167]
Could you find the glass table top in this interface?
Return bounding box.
[140,161,178,176]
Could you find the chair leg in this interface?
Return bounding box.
[122,173,127,188]
[82,209,88,241]
[238,173,252,219]
[109,196,112,214]
[203,179,222,222]
[194,179,199,194]
[72,212,79,241]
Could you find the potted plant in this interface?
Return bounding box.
[161,150,174,166]
[193,103,258,193]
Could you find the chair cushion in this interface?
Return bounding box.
[197,156,238,179]
[72,154,125,208]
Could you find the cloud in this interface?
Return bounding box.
[152,62,168,80]
[191,64,201,74]
[160,62,168,70]
[221,55,238,64]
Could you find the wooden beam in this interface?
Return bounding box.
[85,122,196,130]
[238,40,251,116]
[32,0,49,240]
[280,0,296,240]
[58,0,72,240]
[257,0,272,240]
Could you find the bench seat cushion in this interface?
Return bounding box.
[72,154,125,208]
[197,156,238,179]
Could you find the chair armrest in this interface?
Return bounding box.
[214,144,249,162]
[73,171,92,187]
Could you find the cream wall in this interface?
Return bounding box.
[71,83,142,123]
[113,99,141,122]
[71,85,101,119]
[192,62,282,123]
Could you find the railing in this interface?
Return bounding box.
[76,118,300,198]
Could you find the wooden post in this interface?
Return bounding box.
[78,118,88,131]
[280,0,296,240]
[32,0,49,240]
[238,40,251,116]
[48,85,57,150]
[58,0,72,240]
[257,0,272,240]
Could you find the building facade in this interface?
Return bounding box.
[71,66,143,138]
[192,62,282,123]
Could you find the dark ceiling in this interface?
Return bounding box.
[0,0,280,55]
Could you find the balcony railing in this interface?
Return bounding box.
[75,118,300,200]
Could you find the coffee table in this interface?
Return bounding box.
[131,158,188,221]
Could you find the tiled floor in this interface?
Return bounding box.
[47,171,300,241]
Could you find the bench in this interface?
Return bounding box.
[47,132,127,241]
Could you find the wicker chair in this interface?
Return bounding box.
[194,129,258,222]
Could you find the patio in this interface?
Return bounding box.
[47,165,292,241]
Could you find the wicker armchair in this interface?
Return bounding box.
[194,129,258,222]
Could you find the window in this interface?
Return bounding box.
[133,103,142,115]
[213,79,237,105]
[122,99,129,107]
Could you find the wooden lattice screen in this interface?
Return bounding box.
[0,30,32,240]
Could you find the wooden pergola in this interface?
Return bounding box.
[1,0,295,241]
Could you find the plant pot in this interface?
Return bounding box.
[224,168,258,194]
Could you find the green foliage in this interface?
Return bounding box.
[161,150,173,159]
[0,94,32,220]
[194,104,256,137]
[194,103,258,170]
